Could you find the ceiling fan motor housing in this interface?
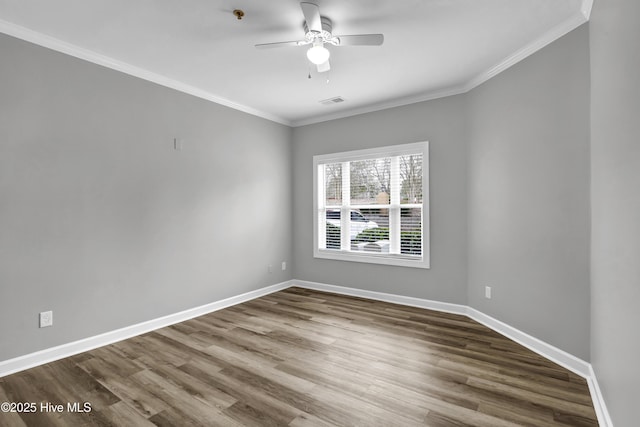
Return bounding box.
[304,16,334,43]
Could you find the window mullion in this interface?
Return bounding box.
[313,141,429,269]
[318,164,326,249]
[340,161,351,251]
[389,156,400,253]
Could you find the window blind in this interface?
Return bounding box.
[314,141,429,268]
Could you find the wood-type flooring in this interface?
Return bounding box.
[0,287,598,426]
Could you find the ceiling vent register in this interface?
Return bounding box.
[319,96,345,105]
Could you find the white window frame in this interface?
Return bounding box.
[313,141,430,269]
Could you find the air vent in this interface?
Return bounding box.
[319,96,345,105]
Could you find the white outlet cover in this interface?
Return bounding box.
[485,286,492,299]
[39,311,53,328]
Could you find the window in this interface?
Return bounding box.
[313,141,429,268]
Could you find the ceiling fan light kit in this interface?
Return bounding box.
[307,41,330,65]
[255,2,384,73]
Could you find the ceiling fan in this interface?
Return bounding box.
[255,2,384,73]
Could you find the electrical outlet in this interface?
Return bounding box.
[39,311,53,328]
[282,261,286,271]
[485,286,492,299]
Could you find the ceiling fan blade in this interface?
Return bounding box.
[316,60,330,73]
[301,2,322,33]
[336,34,384,46]
[255,40,307,49]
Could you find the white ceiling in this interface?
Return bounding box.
[0,0,591,126]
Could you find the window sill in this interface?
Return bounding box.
[314,248,430,269]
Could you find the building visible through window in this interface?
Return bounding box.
[313,141,429,268]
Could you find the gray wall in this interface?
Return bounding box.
[3,13,635,424]
[292,96,469,304]
[590,0,640,425]
[466,25,591,359]
[0,34,293,361]
[292,26,591,360]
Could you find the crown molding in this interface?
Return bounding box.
[581,0,594,20]
[294,1,592,127]
[295,7,591,127]
[1,1,592,129]
[0,19,292,127]
[290,85,468,127]
[462,9,590,92]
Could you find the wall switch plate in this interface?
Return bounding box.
[173,138,183,151]
[282,261,286,271]
[39,311,53,328]
[268,264,272,273]
[485,286,492,299]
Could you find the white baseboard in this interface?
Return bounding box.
[0,278,612,427]
[292,280,611,427]
[293,280,589,374]
[0,280,292,378]
[466,309,613,426]
[466,307,591,378]
[292,280,468,316]
[587,365,614,427]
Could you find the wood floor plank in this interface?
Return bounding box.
[0,287,598,426]
[438,358,593,404]
[177,361,303,424]
[0,383,28,427]
[137,361,237,409]
[0,372,77,426]
[131,369,243,427]
[77,357,169,419]
[466,376,596,421]
[288,411,340,427]
[99,401,155,426]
